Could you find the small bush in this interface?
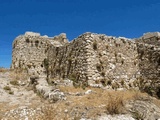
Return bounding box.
[107,80,112,85]
[0,67,8,73]
[100,79,107,86]
[93,41,97,50]
[9,91,14,95]
[36,105,57,119]
[95,80,100,84]
[120,80,125,86]
[106,93,124,115]
[106,45,109,49]
[121,59,124,64]
[67,58,72,64]
[115,52,117,57]
[112,82,119,89]
[44,58,49,68]
[10,80,19,86]
[96,64,102,72]
[101,71,105,76]
[26,38,30,43]
[81,81,89,90]
[3,86,11,91]
[69,73,77,82]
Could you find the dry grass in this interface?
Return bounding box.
[106,92,124,114]
[35,87,150,119]
[0,103,19,119]
[3,86,11,91]
[9,69,28,81]
[0,67,8,73]
[59,86,92,93]
[34,104,70,120]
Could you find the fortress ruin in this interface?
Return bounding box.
[11,32,160,91]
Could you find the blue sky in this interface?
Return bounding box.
[0,0,160,68]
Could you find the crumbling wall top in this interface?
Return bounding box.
[25,31,41,37]
[142,32,160,39]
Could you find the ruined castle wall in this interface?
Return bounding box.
[137,43,160,81]
[135,32,160,46]
[11,32,160,90]
[11,34,49,76]
[48,33,90,81]
[48,33,141,87]
[11,32,69,77]
[135,32,160,82]
[81,33,140,87]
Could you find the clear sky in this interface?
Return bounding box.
[0,0,160,68]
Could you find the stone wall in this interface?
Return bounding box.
[48,33,90,83]
[135,32,160,88]
[137,43,160,80]
[135,32,160,46]
[11,32,68,77]
[11,31,160,90]
[84,33,140,87]
[47,33,141,88]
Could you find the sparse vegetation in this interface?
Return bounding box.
[3,86,11,91]
[96,64,102,72]
[34,87,151,119]
[44,58,49,81]
[112,82,120,89]
[106,93,124,115]
[9,91,14,95]
[101,71,105,76]
[114,52,117,57]
[121,59,124,64]
[120,79,125,86]
[69,73,77,82]
[93,41,97,50]
[10,80,19,86]
[35,105,58,120]
[107,80,112,85]
[100,79,107,86]
[106,45,109,49]
[26,38,30,43]
[9,69,28,81]
[0,67,8,73]
[69,73,81,88]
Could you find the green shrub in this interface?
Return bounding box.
[9,91,14,95]
[3,86,11,91]
[106,45,109,49]
[107,80,112,85]
[93,41,97,50]
[101,71,105,76]
[100,79,107,86]
[112,82,119,89]
[10,80,19,86]
[69,73,77,82]
[120,80,125,86]
[96,64,102,72]
[121,59,124,64]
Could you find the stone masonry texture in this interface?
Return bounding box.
[11,31,160,91]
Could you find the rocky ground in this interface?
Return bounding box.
[0,69,160,120]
